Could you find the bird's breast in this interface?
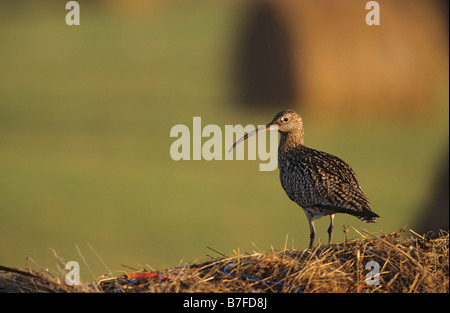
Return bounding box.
[278,152,319,207]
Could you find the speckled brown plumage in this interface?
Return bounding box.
[231,109,380,249]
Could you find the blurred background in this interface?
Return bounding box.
[0,0,448,277]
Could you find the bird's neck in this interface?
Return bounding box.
[279,130,305,152]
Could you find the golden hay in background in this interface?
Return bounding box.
[235,0,448,120]
[1,229,448,293]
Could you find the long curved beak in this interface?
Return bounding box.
[228,123,277,153]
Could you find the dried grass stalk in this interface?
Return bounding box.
[1,229,448,293]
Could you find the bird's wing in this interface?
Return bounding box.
[305,148,373,215]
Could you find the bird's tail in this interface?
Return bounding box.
[361,216,377,223]
[360,209,379,223]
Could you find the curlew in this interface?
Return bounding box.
[230,110,380,249]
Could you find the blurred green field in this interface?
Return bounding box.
[0,1,448,278]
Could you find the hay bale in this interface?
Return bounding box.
[1,229,448,293]
[234,0,448,120]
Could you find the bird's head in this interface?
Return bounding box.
[228,109,304,152]
[268,110,303,134]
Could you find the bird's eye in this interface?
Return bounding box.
[282,117,289,122]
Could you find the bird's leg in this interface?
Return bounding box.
[308,219,316,249]
[327,214,335,245]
